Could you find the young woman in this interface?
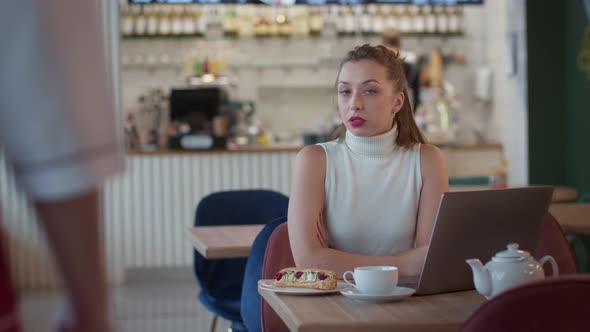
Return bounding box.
[288,44,449,277]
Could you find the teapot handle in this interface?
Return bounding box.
[539,256,559,276]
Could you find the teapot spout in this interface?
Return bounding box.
[466,259,492,298]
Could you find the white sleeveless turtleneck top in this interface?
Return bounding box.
[317,126,422,256]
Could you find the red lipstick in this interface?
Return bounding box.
[349,116,366,128]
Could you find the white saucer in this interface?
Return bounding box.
[340,286,416,303]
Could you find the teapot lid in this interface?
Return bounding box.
[494,243,531,259]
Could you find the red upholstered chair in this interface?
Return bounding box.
[261,222,294,332]
[460,275,590,332]
[535,212,577,275]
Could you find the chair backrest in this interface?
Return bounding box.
[261,222,294,332]
[195,190,289,227]
[241,216,287,332]
[535,212,577,275]
[193,190,288,301]
[460,275,590,332]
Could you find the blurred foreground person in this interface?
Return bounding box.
[0,1,124,331]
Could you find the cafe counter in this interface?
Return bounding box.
[126,142,504,179]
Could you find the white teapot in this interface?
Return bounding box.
[466,243,558,299]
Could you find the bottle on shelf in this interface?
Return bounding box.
[202,57,210,75]
[261,9,272,38]
[372,5,385,35]
[216,54,228,77]
[210,57,220,76]
[399,5,413,34]
[135,5,147,36]
[222,5,238,38]
[277,11,292,38]
[309,8,323,37]
[120,4,135,37]
[171,5,184,36]
[182,5,195,36]
[291,7,309,37]
[193,55,203,78]
[255,11,271,38]
[145,5,159,36]
[158,5,172,36]
[268,7,280,38]
[412,5,425,35]
[207,6,224,39]
[320,5,335,38]
[344,6,357,36]
[195,6,206,37]
[360,5,372,36]
[335,6,345,37]
[448,6,464,34]
[253,14,263,38]
[436,5,449,35]
[425,5,437,34]
[385,5,398,31]
[237,5,255,38]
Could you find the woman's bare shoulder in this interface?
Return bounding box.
[419,144,443,160]
[296,145,326,167]
[420,144,445,170]
[419,144,447,178]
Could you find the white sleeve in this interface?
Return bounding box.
[0,0,124,202]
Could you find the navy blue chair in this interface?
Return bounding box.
[193,190,289,332]
[241,216,287,332]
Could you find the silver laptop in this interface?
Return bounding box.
[400,186,554,295]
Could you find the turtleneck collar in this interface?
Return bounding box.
[344,125,398,156]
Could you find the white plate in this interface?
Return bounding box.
[340,286,416,303]
[258,279,351,295]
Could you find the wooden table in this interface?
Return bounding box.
[549,203,590,236]
[550,186,579,202]
[259,284,485,332]
[184,187,579,259]
[449,185,489,192]
[185,224,264,259]
[450,185,578,203]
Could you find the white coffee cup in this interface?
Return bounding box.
[343,266,399,295]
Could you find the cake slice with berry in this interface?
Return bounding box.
[274,267,338,290]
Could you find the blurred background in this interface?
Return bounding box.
[1,0,589,331]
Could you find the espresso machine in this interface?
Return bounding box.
[168,86,230,149]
